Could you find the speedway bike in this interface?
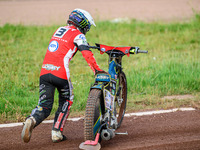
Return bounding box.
[80,43,148,149]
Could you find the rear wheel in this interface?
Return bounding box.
[115,71,127,128]
[84,89,103,141]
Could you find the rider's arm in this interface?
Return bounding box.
[81,50,103,74]
[74,34,103,74]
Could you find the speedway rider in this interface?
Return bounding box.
[21,8,105,143]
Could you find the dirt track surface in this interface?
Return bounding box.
[0,0,200,26]
[0,110,200,150]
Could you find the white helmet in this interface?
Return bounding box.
[67,8,96,34]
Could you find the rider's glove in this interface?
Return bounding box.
[95,70,109,75]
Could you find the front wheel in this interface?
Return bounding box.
[84,89,103,141]
[116,71,127,128]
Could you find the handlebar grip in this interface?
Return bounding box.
[137,50,148,53]
[130,47,148,54]
[88,45,100,50]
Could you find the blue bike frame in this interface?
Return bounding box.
[91,58,119,136]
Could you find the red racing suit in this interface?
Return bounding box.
[31,25,103,131]
[40,25,102,79]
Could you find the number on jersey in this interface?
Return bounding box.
[53,27,69,38]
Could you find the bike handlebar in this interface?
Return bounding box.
[88,46,99,50]
[136,50,148,53]
[130,47,148,54]
[88,45,148,54]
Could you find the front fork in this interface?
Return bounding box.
[94,58,123,141]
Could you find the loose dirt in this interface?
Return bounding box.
[0,110,200,150]
[0,0,200,26]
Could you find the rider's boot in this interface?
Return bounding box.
[51,130,67,143]
[21,116,36,143]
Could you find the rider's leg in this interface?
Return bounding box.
[21,74,55,143]
[32,74,55,126]
[52,77,74,142]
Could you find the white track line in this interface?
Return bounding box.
[124,107,195,117]
[0,107,195,128]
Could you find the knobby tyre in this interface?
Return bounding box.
[84,89,103,141]
[116,71,127,128]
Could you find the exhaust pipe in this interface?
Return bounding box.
[101,129,115,141]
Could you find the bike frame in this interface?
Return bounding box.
[80,44,148,149]
[87,43,148,139]
[90,51,125,136]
